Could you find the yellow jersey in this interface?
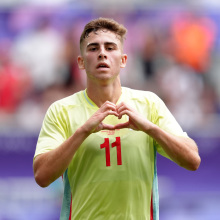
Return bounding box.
[34,87,188,220]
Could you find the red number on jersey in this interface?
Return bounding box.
[100,137,122,167]
[100,138,111,166]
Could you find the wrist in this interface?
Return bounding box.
[78,125,91,138]
[144,122,158,136]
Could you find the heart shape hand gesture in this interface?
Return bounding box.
[82,101,154,135]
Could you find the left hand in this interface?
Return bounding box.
[114,102,154,132]
[115,102,201,171]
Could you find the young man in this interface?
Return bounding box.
[33,18,201,220]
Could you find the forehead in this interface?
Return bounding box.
[83,30,121,47]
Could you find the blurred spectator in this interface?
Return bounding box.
[140,31,158,79]
[156,62,205,130]
[171,12,216,74]
[0,39,31,113]
[200,82,218,116]
[15,84,70,132]
[0,7,218,133]
[11,16,65,93]
[61,27,82,88]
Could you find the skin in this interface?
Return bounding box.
[78,29,127,107]
[33,29,201,188]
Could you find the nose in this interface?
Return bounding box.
[98,47,107,59]
[98,54,106,59]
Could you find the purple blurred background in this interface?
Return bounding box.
[0,1,220,219]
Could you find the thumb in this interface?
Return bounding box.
[113,121,130,130]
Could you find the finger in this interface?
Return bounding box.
[116,102,133,115]
[101,123,116,130]
[93,105,119,125]
[102,101,116,108]
[117,109,133,119]
[100,102,117,113]
[103,100,116,105]
[116,102,126,112]
[116,101,127,109]
[113,121,130,130]
[103,109,119,118]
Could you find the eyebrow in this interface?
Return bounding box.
[86,42,118,48]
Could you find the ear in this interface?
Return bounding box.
[77,56,85,69]
[120,54,127,68]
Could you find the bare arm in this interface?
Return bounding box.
[33,127,89,187]
[115,102,201,171]
[147,125,200,170]
[33,101,119,187]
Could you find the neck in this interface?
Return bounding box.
[86,78,122,107]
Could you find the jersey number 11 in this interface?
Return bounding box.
[100,137,122,167]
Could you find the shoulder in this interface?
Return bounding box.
[47,90,84,116]
[122,87,162,105]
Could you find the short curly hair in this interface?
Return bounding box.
[80,17,127,51]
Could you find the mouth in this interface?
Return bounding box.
[96,63,110,69]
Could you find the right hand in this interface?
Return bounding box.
[81,101,119,134]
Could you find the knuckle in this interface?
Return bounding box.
[105,101,111,105]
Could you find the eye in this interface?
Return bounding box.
[105,43,117,51]
[106,46,115,51]
[89,47,97,51]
